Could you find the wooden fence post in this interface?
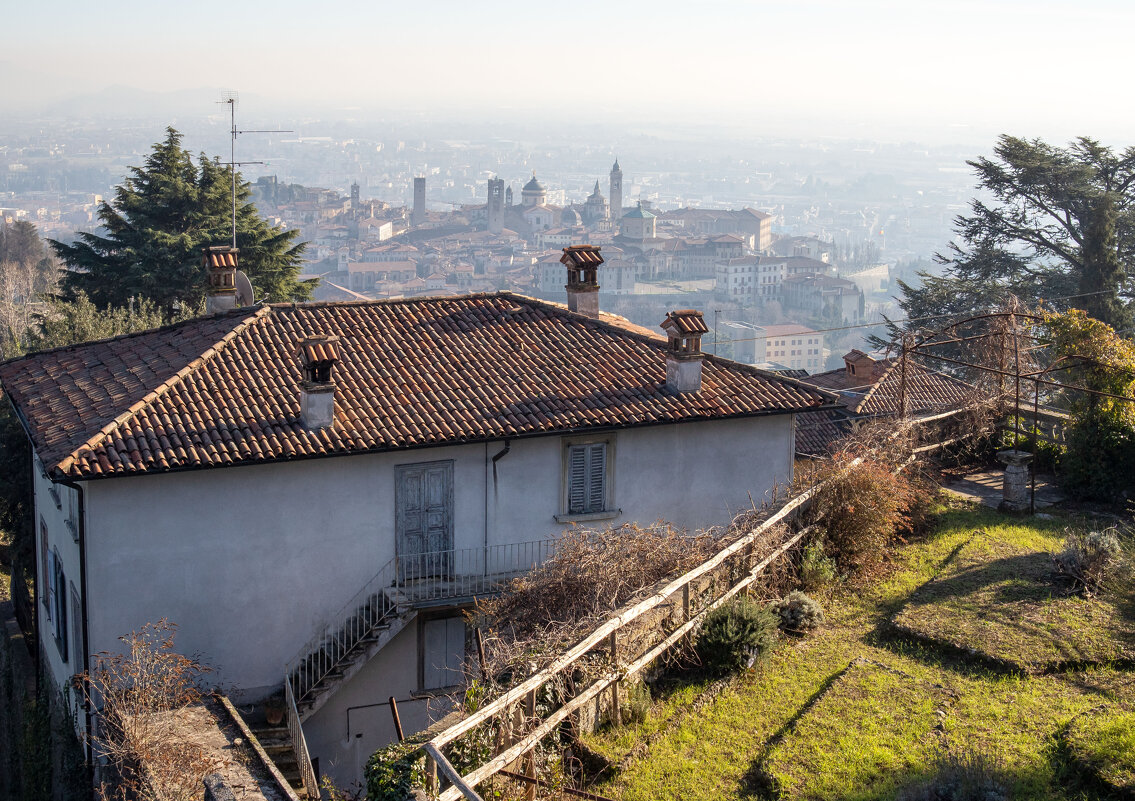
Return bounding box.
[608,632,620,726]
[524,690,537,801]
[426,755,438,795]
[682,582,691,621]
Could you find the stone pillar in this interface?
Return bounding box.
[996,449,1033,513]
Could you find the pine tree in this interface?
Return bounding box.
[52,128,313,312]
[892,136,1135,334]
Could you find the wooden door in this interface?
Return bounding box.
[395,460,454,580]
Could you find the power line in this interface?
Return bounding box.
[712,288,1118,346]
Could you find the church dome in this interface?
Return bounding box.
[523,175,545,192]
[562,207,582,226]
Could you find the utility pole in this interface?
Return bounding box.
[898,333,911,420]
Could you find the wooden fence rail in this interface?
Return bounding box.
[419,407,974,800]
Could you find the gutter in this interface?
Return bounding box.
[46,401,844,485]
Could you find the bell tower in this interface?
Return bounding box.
[609,158,623,233]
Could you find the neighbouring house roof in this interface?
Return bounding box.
[793,352,976,456]
[1,293,838,481]
[623,205,656,220]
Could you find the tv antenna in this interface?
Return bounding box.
[217,92,291,248]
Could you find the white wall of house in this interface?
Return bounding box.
[304,611,464,788]
[74,412,795,720]
[32,457,84,704]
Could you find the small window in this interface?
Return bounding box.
[40,519,50,614]
[70,582,83,670]
[50,549,67,662]
[567,442,607,515]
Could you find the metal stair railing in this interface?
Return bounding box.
[285,676,320,799]
[284,539,557,709]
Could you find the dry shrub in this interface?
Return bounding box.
[805,454,915,578]
[1054,528,1131,597]
[476,522,722,675]
[78,619,218,801]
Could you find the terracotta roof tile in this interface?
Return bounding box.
[1,293,836,480]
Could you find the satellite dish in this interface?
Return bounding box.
[235,270,256,306]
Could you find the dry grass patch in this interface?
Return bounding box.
[891,529,1135,672]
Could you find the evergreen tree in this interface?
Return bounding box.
[52,128,313,311]
[892,136,1135,334]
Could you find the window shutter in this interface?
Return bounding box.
[46,549,56,621]
[587,443,606,512]
[56,559,67,662]
[40,522,50,615]
[568,446,587,514]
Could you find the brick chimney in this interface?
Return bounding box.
[661,309,708,393]
[560,244,603,318]
[204,246,239,314]
[298,335,340,430]
[843,349,884,384]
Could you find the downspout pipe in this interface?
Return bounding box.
[57,477,92,764]
[485,441,511,553]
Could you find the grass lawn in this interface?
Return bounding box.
[1064,703,1135,796]
[892,529,1135,672]
[581,503,1135,800]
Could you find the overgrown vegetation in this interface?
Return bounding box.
[475,522,723,675]
[695,597,778,675]
[1041,309,1135,501]
[796,541,837,593]
[365,735,428,801]
[1053,528,1131,596]
[804,454,916,578]
[77,619,217,801]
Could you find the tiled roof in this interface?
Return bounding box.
[560,245,604,267]
[794,407,852,457]
[800,360,975,416]
[852,359,976,416]
[662,310,709,336]
[1,293,837,481]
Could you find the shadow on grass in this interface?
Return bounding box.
[735,662,854,799]
[1044,719,1129,801]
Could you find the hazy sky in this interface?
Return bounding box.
[4,0,1133,142]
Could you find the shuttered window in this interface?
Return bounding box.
[40,519,50,615]
[567,442,607,514]
[49,549,67,662]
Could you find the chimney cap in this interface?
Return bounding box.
[560,244,604,267]
[661,309,709,336]
[203,245,239,269]
[298,335,341,369]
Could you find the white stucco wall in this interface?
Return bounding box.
[31,454,83,697]
[304,615,461,788]
[78,412,795,710]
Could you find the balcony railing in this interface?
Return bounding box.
[285,539,556,709]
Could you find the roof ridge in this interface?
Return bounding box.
[55,305,272,476]
[0,304,263,368]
